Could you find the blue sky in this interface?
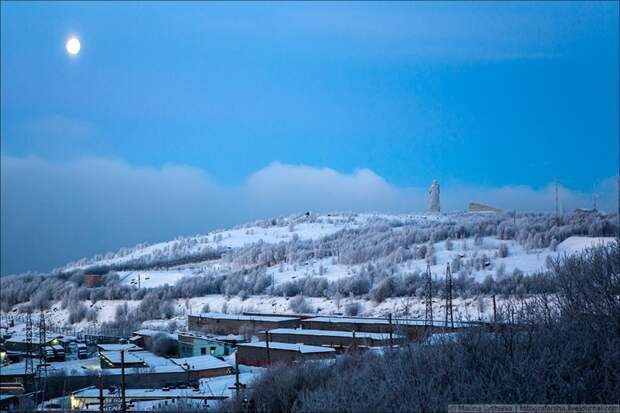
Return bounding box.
[1,1,618,274]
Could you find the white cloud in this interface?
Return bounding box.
[1,155,617,275]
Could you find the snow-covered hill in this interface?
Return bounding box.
[2,211,616,327]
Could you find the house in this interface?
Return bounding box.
[177,332,234,358]
[3,334,61,353]
[99,351,147,369]
[130,329,178,350]
[236,341,336,367]
[187,313,301,335]
[96,343,139,353]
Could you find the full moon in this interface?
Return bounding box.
[66,37,80,55]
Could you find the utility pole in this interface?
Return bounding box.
[492,295,497,324]
[98,373,104,413]
[444,263,454,329]
[265,332,271,366]
[234,355,241,396]
[120,350,127,413]
[424,263,433,327]
[555,180,560,223]
[388,313,393,347]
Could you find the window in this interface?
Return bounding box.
[200,347,206,355]
[210,346,216,355]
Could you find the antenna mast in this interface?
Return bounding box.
[25,312,34,376]
[444,263,454,329]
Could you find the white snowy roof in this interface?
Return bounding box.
[193,312,300,322]
[0,357,101,377]
[100,351,144,365]
[97,343,139,352]
[238,341,336,354]
[171,355,232,371]
[304,316,471,328]
[133,329,165,337]
[5,334,60,344]
[200,372,255,397]
[265,328,402,340]
[73,386,211,399]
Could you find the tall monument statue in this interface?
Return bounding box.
[428,180,440,213]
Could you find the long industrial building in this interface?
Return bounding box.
[258,328,404,349]
[236,341,336,367]
[301,316,474,340]
[187,312,301,334]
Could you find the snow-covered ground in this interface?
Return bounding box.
[105,235,615,291]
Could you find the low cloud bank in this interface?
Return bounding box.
[1,156,617,275]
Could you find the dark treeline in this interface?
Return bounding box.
[220,242,620,412]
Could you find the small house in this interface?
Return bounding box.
[177,332,234,358]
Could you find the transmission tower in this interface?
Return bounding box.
[424,262,433,326]
[38,309,48,404]
[38,310,47,372]
[444,263,454,329]
[25,312,34,375]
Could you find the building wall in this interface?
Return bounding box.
[299,320,457,340]
[187,316,300,335]
[258,332,395,348]
[188,367,233,380]
[178,335,231,358]
[236,346,334,367]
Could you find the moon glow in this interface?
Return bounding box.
[66,37,81,55]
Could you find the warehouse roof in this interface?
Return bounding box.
[171,355,232,371]
[99,351,144,365]
[193,312,300,322]
[264,328,403,340]
[73,386,214,400]
[303,316,471,328]
[97,343,139,352]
